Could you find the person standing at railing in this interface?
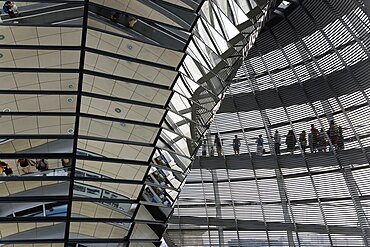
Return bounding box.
[310,124,319,153]
[337,126,345,151]
[328,120,339,151]
[274,130,281,155]
[256,134,264,155]
[202,139,207,156]
[286,130,296,155]
[299,131,307,153]
[233,135,241,155]
[319,128,327,152]
[214,134,222,156]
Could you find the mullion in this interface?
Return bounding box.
[0,112,160,128]
[0,44,81,50]
[63,0,89,244]
[0,90,166,109]
[0,217,165,224]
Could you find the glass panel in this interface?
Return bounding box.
[73,180,141,200]
[75,160,147,181]
[0,180,69,196]
[77,139,153,160]
[69,221,130,239]
[0,158,71,176]
[82,74,171,106]
[0,94,77,112]
[0,72,79,91]
[84,52,177,88]
[0,49,80,68]
[0,26,82,45]
[0,116,75,135]
[80,95,165,124]
[79,117,159,143]
[0,222,66,241]
[0,139,74,154]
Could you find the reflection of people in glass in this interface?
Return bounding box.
[17,159,33,174]
[61,158,71,167]
[154,157,165,166]
[35,159,49,172]
[144,187,157,203]
[0,161,13,176]
[3,1,20,18]
[153,171,165,184]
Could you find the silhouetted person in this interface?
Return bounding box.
[233,135,241,155]
[202,139,207,156]
[328,120,339,150]
[319,128,327,152]
[311,124,319,153]
[256,134,264,155]
[286,130,296,155]
[274,130,281,155]
[214,134,222,156]
[299,131,307,153]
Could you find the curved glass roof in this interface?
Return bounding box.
[0,0,275,246]
[169,0,370,246]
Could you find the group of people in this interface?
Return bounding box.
[202,121,345,157]
[3,1,20,18]
[201,134,249,156]
[213,134,242,156]
[17,159,49,174]
[274,121,344,155]
[0,158,72,176]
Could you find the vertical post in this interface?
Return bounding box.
[64,0,89,245]
[294,41,334,123]
[241,60,298,246]
[343,166,370,243]
[275,169,296,246]
[210,170,225,246]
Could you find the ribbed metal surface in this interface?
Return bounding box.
[167,0,370,246]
